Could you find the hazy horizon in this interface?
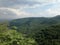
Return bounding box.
[0,0,60,19]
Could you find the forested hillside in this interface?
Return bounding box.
[0,15,60,45]
[9,15,60,34]
[0,23,36,45]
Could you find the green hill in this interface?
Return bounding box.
[0,15,60,45]
[9,15,60,34]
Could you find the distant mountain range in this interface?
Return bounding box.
[10,15,60,26]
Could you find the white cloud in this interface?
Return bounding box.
[39,7,60,17]
[32,0,57,3]
[0,0,60,19]
[0,7,34,18]
[24,4,40,8]
[0,7,20,16]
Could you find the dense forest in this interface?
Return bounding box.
[0,15,60,45]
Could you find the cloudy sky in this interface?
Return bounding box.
[0,0,60,19]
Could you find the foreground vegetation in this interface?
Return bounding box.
[0,23,36,45]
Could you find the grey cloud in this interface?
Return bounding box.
[0,0,41,8]
[0,9,18,19]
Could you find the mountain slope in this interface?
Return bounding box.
[10,15,60,26]
[0,15,60,45]
[9,15,60,34]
